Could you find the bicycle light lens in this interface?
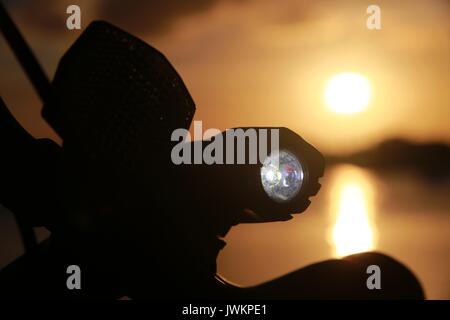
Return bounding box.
[260,150,304,203]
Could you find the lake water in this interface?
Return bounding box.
[218,164,450,299]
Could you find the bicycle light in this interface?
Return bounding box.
[175,127,325,224]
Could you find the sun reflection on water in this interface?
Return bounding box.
[329,166,377,257]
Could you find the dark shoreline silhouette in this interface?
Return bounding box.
[326,139,450,181]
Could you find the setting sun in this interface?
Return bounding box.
[325,72,371,114]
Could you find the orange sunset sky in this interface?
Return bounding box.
[1,0,449,154]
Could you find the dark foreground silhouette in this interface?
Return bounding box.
[0,6,424,299]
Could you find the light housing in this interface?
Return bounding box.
[176,127,324,224]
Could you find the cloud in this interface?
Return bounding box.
[3,0,69,34]
[4,0,244,36]
[98,0,222,35]
[4,0,316,37]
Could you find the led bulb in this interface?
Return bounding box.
[260,150,304,202]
